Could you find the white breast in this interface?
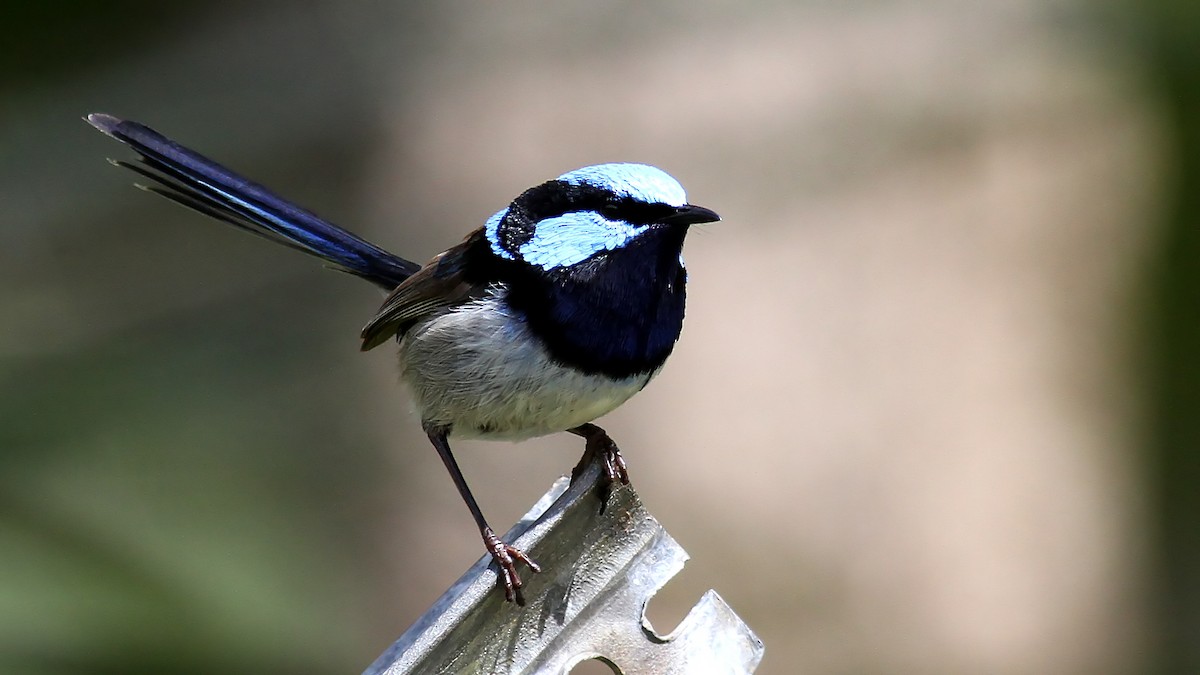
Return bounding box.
[397,287,655,440]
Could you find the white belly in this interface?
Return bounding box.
[397,288,655,439]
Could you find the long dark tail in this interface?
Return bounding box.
[87,113,420,290]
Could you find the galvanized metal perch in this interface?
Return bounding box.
[363,456,764,674]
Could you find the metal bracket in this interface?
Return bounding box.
[363,458,764,674]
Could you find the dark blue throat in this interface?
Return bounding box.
[469,225,688,379]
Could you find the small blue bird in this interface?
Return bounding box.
[87,114,719,604]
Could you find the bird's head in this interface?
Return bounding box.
[484,163,719,271]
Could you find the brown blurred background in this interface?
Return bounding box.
[3,1,1199,673]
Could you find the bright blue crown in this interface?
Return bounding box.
[557,163,688,208]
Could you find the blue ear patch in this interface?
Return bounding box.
[484,208,515,260]
[558,164,687,208]
[518,211,648,271]
[486,163,688,264]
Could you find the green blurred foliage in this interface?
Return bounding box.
[0,2,199,93]
[1138,0,1200,670]
[1,4,397,672]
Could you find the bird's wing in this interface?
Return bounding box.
[360,231,488,350]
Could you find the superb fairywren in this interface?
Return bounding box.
[87,114,719,604]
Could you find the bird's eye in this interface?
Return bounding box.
[600,202,621,218]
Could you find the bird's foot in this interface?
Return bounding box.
[569,424,630,507]
[482,527,540,605]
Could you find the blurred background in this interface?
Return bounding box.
[3,0,1198,673]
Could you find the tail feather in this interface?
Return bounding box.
[87,113,419,290]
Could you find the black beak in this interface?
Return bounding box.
[660,204,721,226]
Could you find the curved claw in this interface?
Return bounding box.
[569,424,630,488]
[599,442,629,485]
[482,527,541,604]
[567,424,631,515]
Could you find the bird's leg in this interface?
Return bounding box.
[424,423,540,604]
[568,423,630,493]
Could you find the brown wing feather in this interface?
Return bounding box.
[359,232,486,351]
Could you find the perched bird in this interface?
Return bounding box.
[87,113,720,604]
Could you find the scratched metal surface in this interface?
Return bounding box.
[363,458,764,674]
